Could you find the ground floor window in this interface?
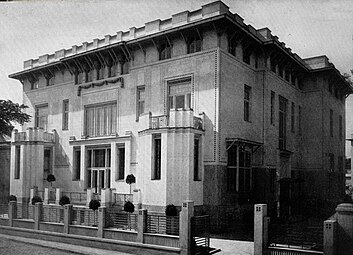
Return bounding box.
[87,147,111,193]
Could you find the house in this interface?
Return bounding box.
[8,1,351,230]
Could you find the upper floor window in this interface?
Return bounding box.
[85,69,93,83]
[44,148,52,173]
[152,134,161,180]
[84,102,117,138]
[298,105,302,135]
[96,64,105,80]
[243,47,251,65]
[121,59,129,75]
[168,78,191,111]
[339,115,343,141]
[194,136,201,181]
[279,96,288,150]
[14,146,20,179]
[244,85,251,122]
[270,91,275,125]
[30,78,39,90]
[73,147,81,181]
[291,102,295,133]
[62,100,69,130]
[35,104,48,130]
[330,109,333,137]
[159,43,171,60]
[228,36,237,56]
[46,74,55,86]
[74,71,83,85]
[188,35,202,54]
[137,86,145,119]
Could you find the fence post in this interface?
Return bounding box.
[44,188,49,204]
[98,207,106,238]
[63,204,73,234]
[101,189,112,207]
[9,201,17,227]
[34,202,43,230]
[254,204,268,255]
[56,188,61,205]
[180,200,194,255]
[324,219,336,255]
[137,209,147,243]
[30,186,38,200]
[86,189,93,206]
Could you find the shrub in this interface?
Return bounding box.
[47,174,56,187]
[59,195,71,206]
[165,204,178,216]
[89,199,100,211]
[124,201,135,213]
[125,174,136,185]
[8,195,17,202]
[31,196,42,205]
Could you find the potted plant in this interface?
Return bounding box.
[46,174,56,187]
[59,195,70,206]
[8,195,17,202]
[125,174,136,194]
[124,201,135,230]
[165,204,178,235]
[31,195,42,205]
[89,199,100,226]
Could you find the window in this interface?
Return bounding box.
[73,148,81,180]
[74,71,83,85]
[168,78,191,111]
[291,102,295,133]
[298,105,302,134]
[330,109,333,137]
[242,47,251,64]
[84,102,117,138]
[339,115,343,141]
[108,63,118,78]
[96,65,104,80]
[62,100,69,130]
[279,96,288,150]
[30,78,39,90]
[227,143,252,193]
[188,35,202,54]
[244,85,251,122]
[137,86,145,119]
[87,148,111,193]
[121,59,129,75]
[270,58,276,73]
[159,43,171,60]
[46,74,55,86]
[117,146,125,180]
[228,36,237,56]
[329,153,334,172]
[152,134,161,180]
[35,104,48,130]
[270,91,275,125]
[194,136,201,181]
[15,146,20,179]
[85,69,93,83]
[285,70,290,82]
[44,148,51,173]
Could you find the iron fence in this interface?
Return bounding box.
[146,214,179,236]
[106,207,137,230]
[0,204,8,218]
[62,192,86,204]
[72,207,98,226]
[112,193,133,206]
[42,205,64,223]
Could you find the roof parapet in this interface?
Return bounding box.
[303,55,330,70]
[257,28,272,40]
[201,0,229,18]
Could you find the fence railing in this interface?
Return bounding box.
[62,192,87,204]
[113,193,133,206]
[42,205,64,223]
[146,214,179,236]
[0,204,8,218]
[106,207,137,230]
[268,246,324,255]
[72,207,98,226]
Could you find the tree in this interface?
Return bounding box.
[343,69,353,85]
[0,100,31,136]
[125,174,136,194]
[46,174,56,187]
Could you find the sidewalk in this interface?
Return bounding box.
[0,233,133,255]
[210,238,254,255]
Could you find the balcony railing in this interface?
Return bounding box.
[149,109,203,130]
[13,128,54,143]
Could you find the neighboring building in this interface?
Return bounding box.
[8,1,352,229]
[0,134,11,203]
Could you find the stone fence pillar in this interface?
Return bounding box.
[9,201,17,227]
[324,219,336,255]
[30,186,38,201]
[86,189,93,206]
[44,188,49,204]
[34,202,43,230]
[63,204,73,234]
[100,189,112,207]
[55,188,61,205]
[254,204,269,255]
[98,207,106,238]
[180,200,194,255]
[137,209,147,243]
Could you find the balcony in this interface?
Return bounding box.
[12,128,55,143]
[141,109,204,130]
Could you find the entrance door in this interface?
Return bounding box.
[87,148,111,193]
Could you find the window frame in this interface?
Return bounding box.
[136,86,146,120]
[117,145,125,181]
[14,146,20,179]
[187,35,202,54]
[194,135,201,181]
[159,43,172,60]
[167,78,192,112]
[62,99,69,130]
[73,147,81,181]
[152,134,161,180]
[291,102,295,133]
[244,85,251,122]
[270,91,275,125]
[35,104,49,131]
[278,96,288,150]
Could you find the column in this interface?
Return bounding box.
[98,207,106,238]
[180,200,194,255]
[254,204,269,255]
[100,189,112,207]
[324,220,336,255]
[137,209,147,243]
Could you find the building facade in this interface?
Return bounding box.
[9,1,351,227]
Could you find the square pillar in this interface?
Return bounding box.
[180,200,194,255]
[9,201,17,227]
[30,186,38,202]
[55,188,61,205]
[137,209,147,243]
[34,202,43,230]
[98,207,106,238]
[254,204,268,255]
[101,189,112,207]
[324,220,336,255]
[63,204,73,234]
[86,189,93,206]
[44,188,49,204]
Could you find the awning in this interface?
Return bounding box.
[225,138,263,153]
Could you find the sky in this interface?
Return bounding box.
[0,0,353,155]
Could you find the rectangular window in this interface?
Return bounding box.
[291,102,295,133]
[329,153,334,172]
[270,91,275,125]
[242,47,251,64]
[117,146,125,180]
[279,96,288,150]
[194,136,201,181]
[298,105,302,134]
[35,104,48,130]
[168,78,191,111]
[44,148,51,173]
[84,102,117,138]
[137,86,145,119]
[152,134,161,180]
[62,100,69,130]
[330,109,333,137]
[339,115,343,141]
[87,148,111,193]
[244,85,251,122]
[14,146,20,179]
[73,148,81,180]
